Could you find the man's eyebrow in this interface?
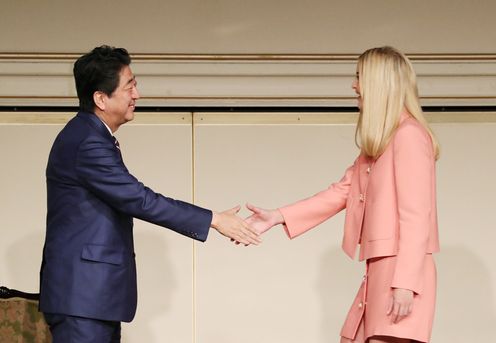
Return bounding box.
[126,76,136,85]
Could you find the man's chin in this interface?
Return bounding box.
[125,112,135,122]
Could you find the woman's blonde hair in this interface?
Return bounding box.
[355,46,439,160]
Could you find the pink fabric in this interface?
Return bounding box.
[279,114,439,294]
[341,255,436,342]
[279,114,440,340]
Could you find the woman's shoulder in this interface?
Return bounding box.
[393,116,433,157]
[395,115,430,142]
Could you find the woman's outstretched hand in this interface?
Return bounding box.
[244,203,284,234]
[230,203,285,246]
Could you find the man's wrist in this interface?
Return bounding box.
[210,211,219,229]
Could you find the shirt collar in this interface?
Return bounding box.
[98,118,113,136]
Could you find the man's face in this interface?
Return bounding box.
[104,65,140,130]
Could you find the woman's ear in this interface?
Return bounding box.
[93,91,106,111]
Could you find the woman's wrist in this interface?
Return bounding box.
[273,209,285,226]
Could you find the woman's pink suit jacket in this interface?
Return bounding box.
[279,114,440,295]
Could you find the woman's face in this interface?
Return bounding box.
[352,70,362,110]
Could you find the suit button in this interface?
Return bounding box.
[366,166,371,173]
[359,194,365,202]
[358,302,363,308]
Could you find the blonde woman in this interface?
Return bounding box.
[246,46,440,343]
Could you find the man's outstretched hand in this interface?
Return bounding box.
[211,205,262,245]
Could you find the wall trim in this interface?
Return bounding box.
[0,112,192,124]
[1,52,496,61]
[1,111,494,125]
[1,53,495,107]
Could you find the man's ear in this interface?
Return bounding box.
[93,91,106,111]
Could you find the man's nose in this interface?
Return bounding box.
[133,87,140,99]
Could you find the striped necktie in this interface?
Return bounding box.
[113,136,120,150]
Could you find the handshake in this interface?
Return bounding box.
[210,203,284,246]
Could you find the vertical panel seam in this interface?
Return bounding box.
[191,112,196,343]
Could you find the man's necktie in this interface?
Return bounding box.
[113,136,120,150]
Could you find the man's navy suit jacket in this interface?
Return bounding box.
[40,111,212,322]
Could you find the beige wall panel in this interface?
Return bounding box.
[194,113,363,342]
[1,0,496,53]
[432,121,496,342]
[2,0,495,107]
[0,113,196,342]
[194,113,496,342]
[0,124,63,292]
[116,117,195,342]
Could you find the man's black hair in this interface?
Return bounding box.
[73,45,131,112]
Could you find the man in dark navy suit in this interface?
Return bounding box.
[39,46,261,343]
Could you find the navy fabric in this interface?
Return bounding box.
[40,111,212,322]
[44,313,121,343]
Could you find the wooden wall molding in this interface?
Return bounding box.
[1,112,495,125]
[0,53,495,107]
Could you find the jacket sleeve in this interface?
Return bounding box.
[74,136,212,241]
[391,122,435,294]
[278,160,356,239]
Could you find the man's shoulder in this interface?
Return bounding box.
[49,114,103,160]
[59,112,105,140]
